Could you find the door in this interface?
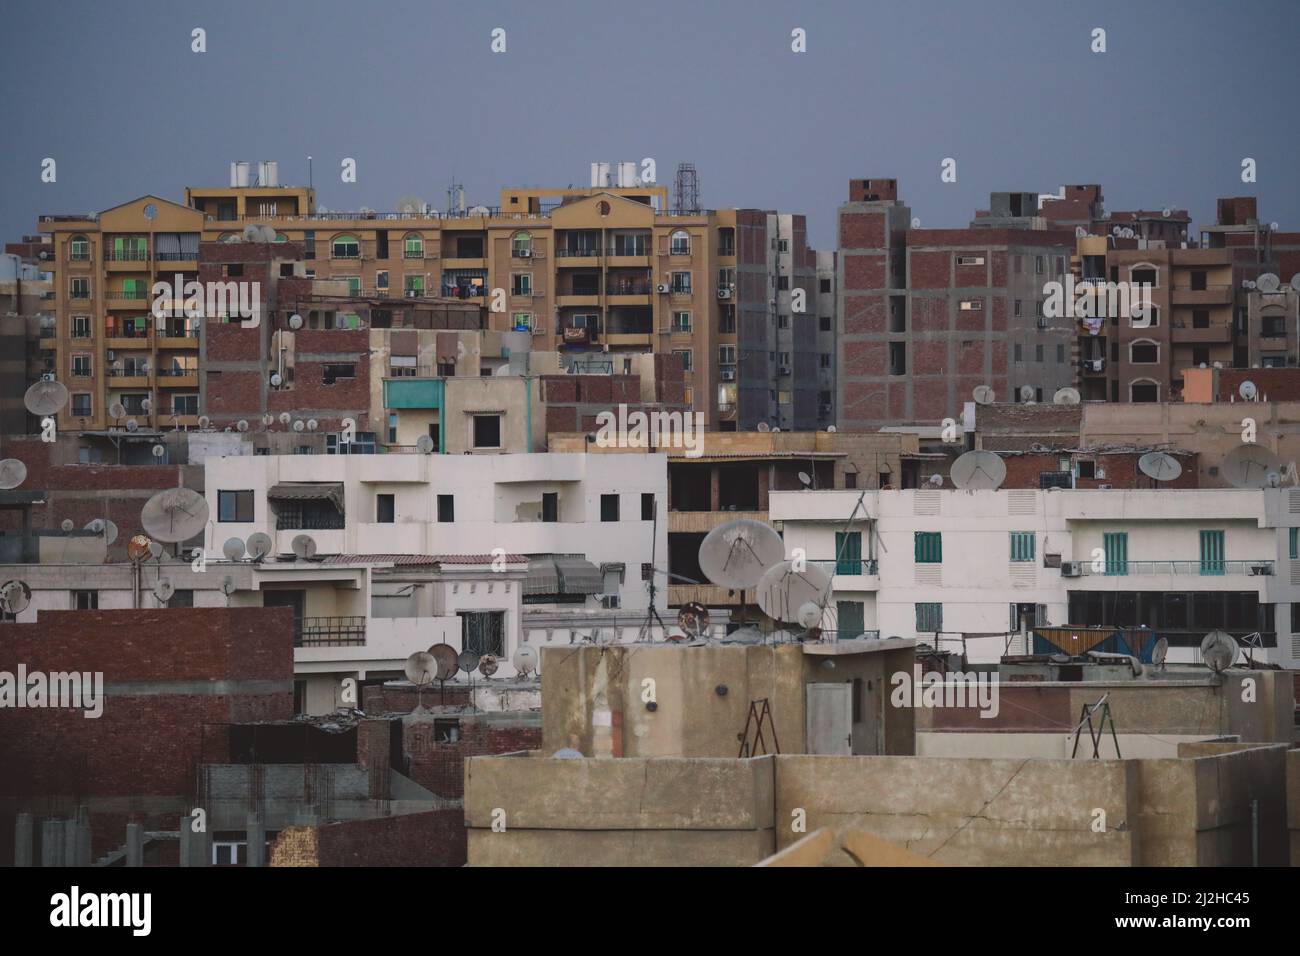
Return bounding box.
[806,683,852,755]
[263,590,305,644]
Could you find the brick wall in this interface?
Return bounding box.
[270,809,467,867]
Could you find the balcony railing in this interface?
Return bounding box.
[107,368,151,378]
[155,252,197,262]
[294,616,366,648]
[157,367,198,377]
[811,559,879,576]
[606,246,650,257]
[105,290,149,300]
[1075,560,1274,577]
[276,513,346,531]
[812,628,882,642]
[105,251,149,262]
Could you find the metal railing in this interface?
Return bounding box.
[155,252,197,262]
[294,616,366,648]
[105,251,149,261]
[107,367,151,377]
[1076,560,1274,576]
[812,629,882,642]
[275,513,346,531]
[105,290,149,300]
[810,559,879,576]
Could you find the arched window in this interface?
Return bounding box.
[512,231,532,258]
[670,230,690,255]
[332,234,360,258]
[1129,378,1159,402]
[403,234,424,258]
[1128,262,1159,288]
[1129,339,1159,364]
[69,235,90,260]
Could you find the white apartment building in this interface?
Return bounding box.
[771,488,1300,667]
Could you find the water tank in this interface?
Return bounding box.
[596,163,612,188]
[258,161,278,187]
[618,161,638,188]
[231,162,250,188]
[590,163,602,188]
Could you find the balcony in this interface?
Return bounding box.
[1171,319,1232,343]
[1081,358,1106,375]
[810,558,880,588]
[1171,285,1233,306]
[294,616,366,648]
[1073,560,1274,577]
[276,512,346,531]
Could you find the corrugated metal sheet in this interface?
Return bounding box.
[268,482,344,511]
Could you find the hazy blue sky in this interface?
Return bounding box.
[2,0,1296,249]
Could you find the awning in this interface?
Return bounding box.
[525,554,603,596]
[268,482,344,512]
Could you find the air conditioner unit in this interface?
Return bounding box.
[600,595,620,609]
[656,284,670,293]
[778,365,792,376]
[517,250,531,258]
[1098,483,1112,489]
[718,288,732,299]
[106,351,115,361]
[1060,561,1081,577]
[39,250,52,260]
[40,372,56,382]
[720,369,736,381]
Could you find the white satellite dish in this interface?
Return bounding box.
[797,471,813,489]
[396,195,427,215]
[261,414,274,427]
[927,473,943,487]
[0,579,32,616]
[270,372,283,387]
[83,518,118,545]
[108,401,127,420]
[1138,452,1183,482]
[141,398,152,413]
[415,435,435,454]
[1290,274,1300,293]
[140,487,210,543]
[512,644,539,677]
[1151,637,1169,670]
[288,313,304,330]
[404,651,437,686]
[826,425,837,433]
[291,534,318,559]
[697,519,786,590]
[756,422,770,433]
[972,385,995,405]
[1018,385,1035,402]
[0,459,28,490]
[198,415,211,428]
[242,224,262,242]
[292,420,305,432]
[1256,273,1280,294]
[796,601,823,630]
[949,450,1007,490]
[306,419,318,431]
[237,419,249,432]
[247,532,273,560]
[61,519,74,532]
[755,560,833,624]
[151,444,165,459]
[468,205,490,216]
[1199,631,1238,674]
[153,578,175,603]
[1053,387,1080,405]
[1220,443,1281,489]
[222,537,246,561]
[278,413,291,425]
[125,419,139,432]
[1239,380,1258,401]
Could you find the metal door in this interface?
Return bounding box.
[806,683,852,755]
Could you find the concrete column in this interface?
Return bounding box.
[75,807,91,866]
[246,813,265,867]
[41,820,63,867]
[63,819,79,866]
[180,822,210,867]
[125,822,143,867]
[179,822,193,867]
[14,813,33,867]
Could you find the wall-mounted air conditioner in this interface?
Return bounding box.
[600,595,620,609]
[720,369,736,381]
[1060,561,1081,577]
[657,284,670,293]
[718,288,732,299]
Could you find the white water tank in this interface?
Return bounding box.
[231,162,250,188]
[617,161,638,187]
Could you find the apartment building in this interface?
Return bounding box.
[837,178,1076,429]
[771,488,1299,667]
[814,250,837,427]
[1,251,50,435]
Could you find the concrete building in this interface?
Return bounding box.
[1,250,51,435]
[814,250,837,427]
[771,488,1300,666]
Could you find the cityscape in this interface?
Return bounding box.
[0,0,1294,925]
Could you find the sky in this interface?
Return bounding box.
[1,0,1297,250]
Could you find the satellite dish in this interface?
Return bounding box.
[1151,637,1168,669]
[1220,443,1281,489]
[1290,274,1300,293]
[288,313,304,330]
[0,459,28,490]
[1239,380,1258,401]
[826,425,837,433]
[153,578,175,603]
[307,419,318,431]
[415,435,435,454]
[126,534,153,562]
[125,418,139,432]
[246,532,273,559]
[1138,452,1183,482]
[1243,279,1257,290]
[927,473,943,487]
[198,415,211,428]
[396,195,427,215]
[458,649,481,675]
[292,419,305,432]
[972,385,995,405]
[1257,273,1280,294]
[291,534,318,559]
[84,518,118,545]
[756,560,833,624]
[697,519,786,590]
[108,401,126,420]
[479,654,499,679]
[1074,226,1087,238]
[61,519,74,532]
[404,651,437,686]
[677,602,711,639]
[270,372,283,388]
[261,414,274,427]
[949,450,1007,490]
[151,444,165,459]
[468,205,490,216]
[1161,208,1171,218]
[796,601,823,630]
[148,541,164,559]
[797,471,813,489]
[222,537,246,561]
[141,487,209,542]
[756,422,770,433]
[1053,387,1080,405]
[237,419,249,432]
[429,643,459,680]
[26,379,70,415]
[242,224,262,243]
[278,412,291,425]
[552,748,583,759]
[512,643,539,677]
[0,579,32,616]
[141,398,152,413]
[1199,631,1238,674]
[1019,385,1035,402]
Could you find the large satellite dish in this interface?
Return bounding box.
[512,643,539,677]
[755,560,833,624]
[24,380,69,416]
[108,401,127,420]
[0,579,31,616]
[84,518,119,546]
[415,435,435,454]
[1151,636,1168,670]
[1220,443,1280,489]
[972,385,995,405]
[1239,380,1258,401]
[140,487,209,542]
[126,534,153,562]
[1199,630,1239,674]
[677,602,711,640]
[1138,452,1183,482]
[458,649,481,676]
[1053,387,1080,405]
[291,534,318,559]
[247,532,273,560]
[0,459,27,490]
[1256,273,1280,294]
[429,643,459,680]
[222,537,246,561]
[949,450,1007,490]
[404,651,437,686]
[697,519,785,590]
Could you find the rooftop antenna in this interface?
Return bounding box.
[511,643,539,680]
[1199,630,1239,676]
[949,450,1007,490]
[429,642,459,704]
[1138,451,1183,486]
[673,162,701,213]
[140,487,209,553]
[403,651,437,712]
[637,497,669,642]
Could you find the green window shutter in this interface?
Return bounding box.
[1010,532,1034,562]
[1290,528,1297,560]
[914,532,941,563]
[113,237,124,257]
[1200,530,1225,575]
[836,600,864,639]
[915,602,943,632]
[346,277,361,296]
[1103,532,1128,576]
[836,532,862,574]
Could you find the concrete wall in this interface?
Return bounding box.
[1288,749,1300,866]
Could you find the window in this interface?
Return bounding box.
[776,276,789,291]
[72,590,98,610]
[1034,256,1045,275]
[472,414,501,449]
[376,270,389,290]
[70,236,90,260]
[889,342,906,376]
[72,315,91,338]
[777,238,789,253]
[224,263,244,278]
[512,232,532,257]
[600,494,620,522]
[70,278,90,299]
[1103,532,1128,576]
[437,495,454,522]
[542,492,558,523]
[323,363,356,384]
[838,601,865,639]
[1130,266,1158,288]
[671,271,692,294]
[820,353,832,369]
[670,231,690,255]
[404,235,424,258]
[820,316,831,331]
[512,312,532,332]
[777,314,789,329]
[1290,527,1297,560]
[72,354,92,377]
[1130,381,1159,402]
[1035,344,1044,363]
[218,490,254,523]
[1192,309,1209,329]
[404,275,424,296]
[1010,532,1035,562]
[511,273,532,296]
[172,394,198,416]
[1014,344,1023,363]
[914,532,942,564]
[674,349,692,372]
[376,494,395,524]
[641,493,655,521]
[168,589,194,608]
[460,611,506,657]
[672,311,691,332]
[1262,315,1287,338]
[819,278,831,293]
[387,413,398,443]
[718,345,736,364]
[915,602,943,632]
[71,393,92,417]
[331,235,360,258]
[835,531,863,574]
[1190,270,1207,291]
[1056,344,1066,363]
[1014,300,1022,317]
[1076,459,1096,479]
[1199,530,1225,575]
